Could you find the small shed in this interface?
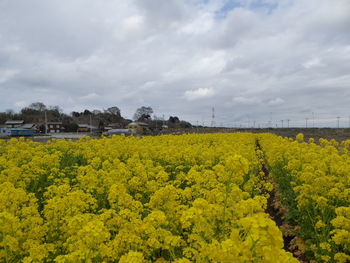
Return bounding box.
[127,122,149,135]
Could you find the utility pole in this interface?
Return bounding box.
[312,112,315,128]
[305,118,309,128]
[90,114,92,134]
[337,117,340,129]
[281,120,284,128]
[44,110,48,134]
[211,107,215,128]
[287,119,290,128]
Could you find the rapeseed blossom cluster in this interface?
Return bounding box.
[0,134,299,262]
[260,133,350,262]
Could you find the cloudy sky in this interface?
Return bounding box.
[0,0,350,127]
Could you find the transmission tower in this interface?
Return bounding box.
[211,107,215,127]
[337,116,340,128]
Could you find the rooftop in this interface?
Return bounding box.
[47,122,62,125]
[22,123,36,129]
[78,124,97,129]
[5,120,24,124]
[128,122,148,126]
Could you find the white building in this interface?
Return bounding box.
[47,122,63,133]
[5,120,24,128]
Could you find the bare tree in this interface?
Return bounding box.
[5,109,14,116]
[105,106,121,116]
[133,106,153,121]
[92,109,102,115]
[49,105,63,113]
[29,102,47,112]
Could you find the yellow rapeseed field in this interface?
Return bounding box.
[0,133,349,262]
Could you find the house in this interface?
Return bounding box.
[127,122,149,135]
[106,129,131,136]
[5,120,24,128]
[47,122,64,133]
[104,123,124,131]
[21,123,37,130]
[77,124,98,132]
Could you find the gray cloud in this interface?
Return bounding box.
[0,0,349,127]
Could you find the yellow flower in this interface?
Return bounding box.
[119,251,145,263]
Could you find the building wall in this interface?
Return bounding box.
[6,124,22,128]
[0,128,11,136]
[48,124,62,133]
[128,125,149,135]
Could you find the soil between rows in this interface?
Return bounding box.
[255,140,309,263]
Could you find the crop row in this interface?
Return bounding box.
[260,133,350,263]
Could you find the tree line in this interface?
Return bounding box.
[0,102,192,132]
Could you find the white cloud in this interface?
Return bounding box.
[14,101,28,108]
[302,58,324,69]
[184,88,215,101]
[122,15,144,30]
[0,69,19,83]
[79,93,100,101]
[267,97,285,106]
[179,12,214,34]
[232,96,261,105]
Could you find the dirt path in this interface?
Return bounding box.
[255,139,308,262]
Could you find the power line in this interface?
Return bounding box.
[193,115,350,128]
